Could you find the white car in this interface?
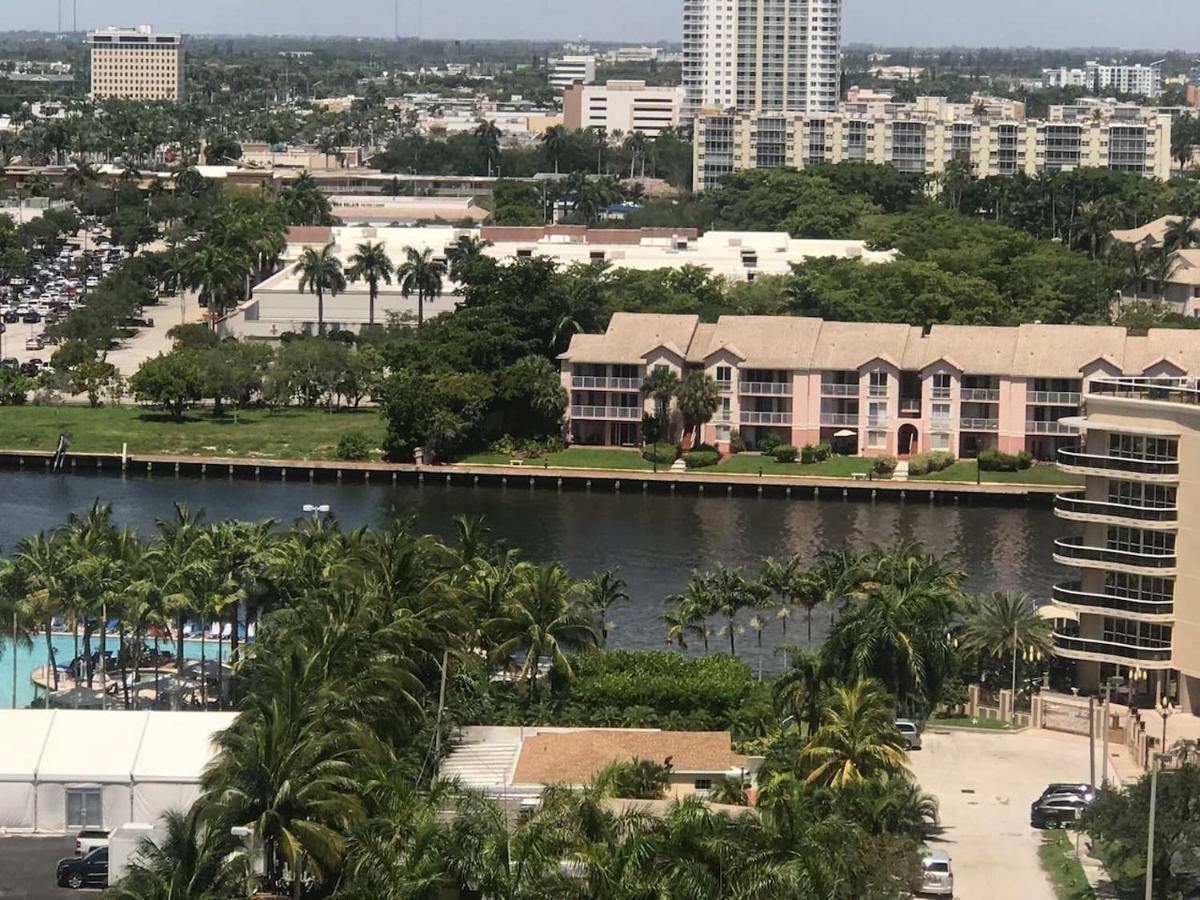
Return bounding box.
[895,718,922,750]
[920,849,953,897]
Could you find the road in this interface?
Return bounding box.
[911,728,1093,900]
[0,836,92,899]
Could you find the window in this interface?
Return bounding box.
[868,430,887,449]
[868,370,888,397]
[932,403,951,430]
[1107,433,1177,462]
[1106,526,1174,555]
[1107,481,1176,509]
[1105,572,1173,605]
[693,779,713,791]
[868,401,887,428]
[654,365,669,375]
[1102,618,1171,648]
[931,432,950,450]
[66,788,103,829]
[931,372,952,399]
[715,365,732,385]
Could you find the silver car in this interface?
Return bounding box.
[896,718,922,750]
[920,849,953,896]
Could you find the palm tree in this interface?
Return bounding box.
[1164,217,1199,253]
[449,792,570,898]
[475,119,502,175]
[346,241,394,328]
[446,235,492,281]
[396,247,445,328]
[14,533,71,695]
[676,371,720,448]
[297,244,347,337]
[707,565,765,656]
[1149,246,1182,297]
[1110,240,1156,299]
[582,569,629,648]
[774,647,831,737]
[542,125,569,174]
[178,244,251,328]
[798,679,911,788]
[280,170,332,226]
[640,367,681,442]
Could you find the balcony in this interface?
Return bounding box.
[1054,495,1178,526]
[1052,582,1174,618]
[1088,377,1200,407]
[571,376,641,391]
[1052,633,1172,665]
[741,411,793,426]
[1026,420,1079,435]
[960,418,999,431]
[820,413,859,427]
[867,416,889,429]
[1029,390,1081,405]
[961,388,1001,402]
[739,381,793,396]
[1053,537,1176,573]
[930,386,952,400]
[570,405,642,421]
[716,380,732,394]
[868,385,888,398]
[821,382,859,397]
[1057,448,1179,480]
[931,417,952,432]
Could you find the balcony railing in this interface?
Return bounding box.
[931,387,952,400]
[960,417,999,431]
[739,381,793,396]
[1057,448,1179,478]
[931,418,952,432]
[571,376,641,391]
[1029,390,1082,405]
[868,385,888,398]
[820,413,859,426]
[1088,377,1200,406]
[1054,495,1178,524]
[961,387,1001,402]
[570,405,642,421]
[1052,582,1174,618]
[716,380,732,393]
[741,411,793,426]
[1053,632,1172,664]
[1053,537,1176,570]
[821,382,859,397]
[867,416,889,429]
[1026,420,1079,435]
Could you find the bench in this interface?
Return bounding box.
[509,460,524,467]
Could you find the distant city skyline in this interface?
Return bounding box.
[6,0,1196,50]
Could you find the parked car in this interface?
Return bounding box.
[1039,783,1096,803]
[22,312,41,324]
[74,828,109,857]
[895,718,922,750]
[919,848,954,896]
[1030,794,1091,829]
[57,846,108,888]
[24,337,43,351]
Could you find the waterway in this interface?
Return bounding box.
[0,468,1071,697]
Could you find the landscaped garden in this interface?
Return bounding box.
[912,460,1084,487]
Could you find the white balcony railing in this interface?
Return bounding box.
[930,387,952,400]
[739,381,793,396]
[868,385,888,398]
[961,388,1001,402]
[1029,390,1082,405]
[571,376,642,391]
[1026,420,1079,435]
[867,416,889,429]
[570,405,642,421]
[820,413,859,426]
[741,411,793,426]
[821,382,859,397]
[960,417,999,431]
[931,418,952,432]
[716,380,732,393]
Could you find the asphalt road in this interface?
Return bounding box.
[911,728,1094,900]
[0,836,94,899]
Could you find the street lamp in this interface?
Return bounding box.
[1100,675,1125,786]
[1156,695,1175,750]
[302,504,331,519]
[1145,751,1173,900]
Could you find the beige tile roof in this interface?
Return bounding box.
[512,730,745,786]
[1010,324,1130,378]
[1124,330,1200,374]
[1170,250,1200,286]
[701,316,824,369]
[905,325,1022,375]
[559,313,700,365]
[1110,215,1181,247]
[811,321,920,370]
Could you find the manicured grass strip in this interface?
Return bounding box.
[459,448,656,471]
[913,460,1084,487]
[1038,831,1096,900]
[926,715,1015,731]
[716,454,877,478]
[0,405,386,461]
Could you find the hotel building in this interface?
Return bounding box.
[562,81,686,138]
[1049,378,1200,714]
[559,313,1200,461]
[87,26,184,101]
[549,55,597,91]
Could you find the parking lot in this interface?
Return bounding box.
[0,836,88,898]
[912,727,1095,900]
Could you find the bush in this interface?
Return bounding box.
[336,431,374,461]
[757,432,784,454]
[873,456,898,477]
[773,444,799,463]
[730,429,747,454]
[907,450,956,477]
[569,652,754,720]
[685,450,721,469]
[1017,450,1033,470]
[800,441,833,464]
[490,434,518,456]
[642,443,678,465]
[978,448,1033,472]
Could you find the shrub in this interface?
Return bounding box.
[336,431,374,461]
[569,652,754,720]
[730,429,747,454]
[907,450,956,477]
[642,443,678,465]
[773,444,799,463]
[1017,450,1033,470]
[490,434,518,456]
[685,450,721,469]
[873,455,898,477]
[757,432,784,454]
[978,448,1031,472]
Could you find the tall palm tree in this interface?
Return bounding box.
[774,647,831,737]
[582,569,629,648]
[542,125,569,174]
[297,244,347,337]
[346,241,394,328]
[14,533,71,695]
[676,371,720,448]
[396,247,445,328]
[475,119,502,175]
[178,243,251,328]
[1164,217,1198,253]
[707,565,766,656]
[446,235,492,282]
[798,679,911,788]
[449,792,570,898]
[640,367,681,442]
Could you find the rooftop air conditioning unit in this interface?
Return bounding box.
[728,238,742,247]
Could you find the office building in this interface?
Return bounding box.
[682,0,842,121]
[562,80,686,137]
[1042,60,1165,98]
[87,26,184,101]
[549,55,597,90]
[1049,378,1200,714]
[558,313,1200,460]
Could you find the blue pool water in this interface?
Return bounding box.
[0,632,216,709]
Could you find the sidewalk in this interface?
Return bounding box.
[1078,835,1120,899]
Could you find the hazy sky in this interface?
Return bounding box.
[9,0,1198,49]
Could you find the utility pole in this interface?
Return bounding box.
[1010,623,1019,723]
[1088,696,1096,786]
[432,649,449,776]
[1145,752,1172,900]
[73,0,77,33]
[11,611,17,710]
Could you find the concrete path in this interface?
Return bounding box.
[893,460,909,481]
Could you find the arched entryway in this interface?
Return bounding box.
[898,424,918,457]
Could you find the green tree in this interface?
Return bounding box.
[346,241,394,328]
[640,367,680,442]
[129,351,203,420]
[297,245,348,337]
[676,370,720,447]
[396,246,446,328]
[798,679,911,788]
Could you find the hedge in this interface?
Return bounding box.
[873,456,898,476]
[642,443,678,465]
[773,444,799,463]
[685,450,721,469]
[568,651,754,717]
[801,442,832,464]
[978,448,1033,472]
[908,450,956,477]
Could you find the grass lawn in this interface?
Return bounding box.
[458,448,655,471]
[926,715,1016,731]
[716,454,877,478]
[1038,831,1096,900]
[913,460,1084,487]
[0,405,386,461]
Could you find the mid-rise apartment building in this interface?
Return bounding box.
[559,314,1200,462]
[562,81,685,138]
[694,105,1172,190]
[87,26,184,101]
[1049,378,1200,714]
[1043,60,1165,98]
[549,55,597,90]
[682,0,842,122]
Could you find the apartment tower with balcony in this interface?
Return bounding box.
[1051,378,1200,713]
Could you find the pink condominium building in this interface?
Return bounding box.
[559,314,1200,459]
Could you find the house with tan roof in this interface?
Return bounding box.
[559,313,1200,460]
[1109,216,1200,314]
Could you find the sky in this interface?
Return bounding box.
[6,0,1198,49]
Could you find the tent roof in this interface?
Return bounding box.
[0,711,55,781]
[132,712,237,783]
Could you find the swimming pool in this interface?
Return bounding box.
[0,632,221,709]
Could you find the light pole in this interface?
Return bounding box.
[1157,695,1175,751]
[1145,751,1173,900]
[302,504,331,520]
[1010,623,1020,723]
[11,610,17,710]
[1101,675,1126,786]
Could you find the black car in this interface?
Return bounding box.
[3,311,18,324]
[22,312,41,324]
[56,846,108,889]
[1031,794,1091,829]
[1040,782,1096,803]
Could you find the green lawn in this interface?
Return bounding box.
[716,454,878,478]
[1038,831,1096,900]
[913,460,1084,487]
[926,715,1015,731]
[0,405,386,461]
[458,448,655,471]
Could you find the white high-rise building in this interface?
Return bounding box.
[682,0,842,122]
[87,26,185,101]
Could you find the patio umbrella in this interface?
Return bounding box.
[48,686,104,709]
[833,429,856,438]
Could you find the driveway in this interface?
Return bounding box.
[0,836,89,899]
[911,728,1094,900]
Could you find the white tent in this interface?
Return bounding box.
[0,710,236,834]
